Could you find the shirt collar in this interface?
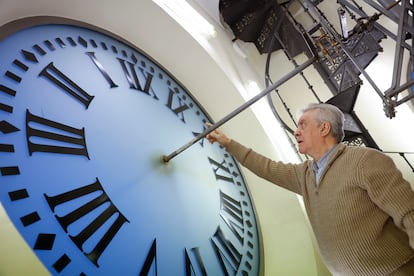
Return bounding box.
[313,144,339,173]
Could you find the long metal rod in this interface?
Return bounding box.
[162,56,317,163]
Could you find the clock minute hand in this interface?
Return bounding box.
[162,56,316,163]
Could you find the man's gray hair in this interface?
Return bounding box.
[298,103,345,142]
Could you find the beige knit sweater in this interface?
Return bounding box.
[227,141,414,275]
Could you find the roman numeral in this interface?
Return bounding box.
[219,190,244,244]
[208,157,235,184]
[86,52,118,88]
[192,126,207,147]
[25,109,89,158]
[211,226,242,276]
[165,88,189,122]
[39,62,94,109]
[117,58,157,98]
[139,239,157,276]
[44,178,129,267]
[185,247,207,276]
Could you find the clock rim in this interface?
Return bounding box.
[0,15,265,275]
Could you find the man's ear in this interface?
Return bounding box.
[320,122,331,136]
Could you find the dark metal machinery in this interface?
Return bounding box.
[336,0,414,118]
[219,0,414,170]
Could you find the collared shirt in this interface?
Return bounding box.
[312,144,339,185]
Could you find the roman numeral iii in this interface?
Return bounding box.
[25,109,89,158]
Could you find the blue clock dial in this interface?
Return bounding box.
[0,17,261,275]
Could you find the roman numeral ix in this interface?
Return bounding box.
[208,157,236,184]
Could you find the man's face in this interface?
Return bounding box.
[294,110,323,156]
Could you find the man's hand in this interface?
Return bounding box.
[206,123,231,147]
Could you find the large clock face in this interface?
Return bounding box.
[0,17,261,275]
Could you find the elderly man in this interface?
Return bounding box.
[207,103,414,275]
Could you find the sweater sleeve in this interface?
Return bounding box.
[359,149,414,249]
[226,139,303,195]
[403,214,414,250]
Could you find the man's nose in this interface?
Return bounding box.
[294,129,299,137]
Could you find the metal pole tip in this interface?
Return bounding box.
[161,155,170,164]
